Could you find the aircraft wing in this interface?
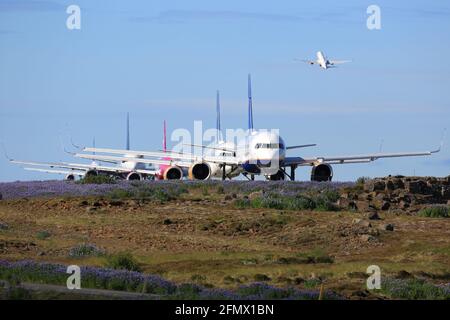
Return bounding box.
[24,167,86,176]
[299,59,316,65]
[283,147,441,167]
[329,60,351,65]
[10,159,96,172]
[75,152,240,167]
[82,147,198,162]
[11,159,158,176]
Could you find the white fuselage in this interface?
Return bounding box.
[316,51,328,69]
[235,130,286,176]
[121,154,147,170]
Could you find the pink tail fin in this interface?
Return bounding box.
[163,120,167,152]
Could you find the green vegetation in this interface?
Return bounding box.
[36,230,51,240]
[418,206,449,218]
[68,243,105,258]
[105,252,141,272]
[356,176,371,186]
[276,248,334,265]
[296,248,334,264]
[382,278,450,300]
[235,190,340,212]
[108,185,188,202]
[77,175,117,185]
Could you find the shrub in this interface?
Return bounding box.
[234,198,251,209]
[191,274,207,283]
[105,252,141,272]
[36,230,51,240]
[234,191,340,212]
[296,248,334,264]
[5,286,32,300]
[152,189,172,202]
[382,278,450,300]
[289,195,316,210]
[418,206,449,218]
[303,278,322,289]
[216,185,225,194]
[108,189,134,199]
[77,175,116,185]
[68,243,105,258]
[253,274,271,282]
[356,176,371,185]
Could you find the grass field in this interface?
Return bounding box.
[0,181,449,299]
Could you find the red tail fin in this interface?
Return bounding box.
[163,120,167,152]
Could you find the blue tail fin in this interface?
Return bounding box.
[248,74,254,132]
[216,90,222,143]
[126,112,130,150]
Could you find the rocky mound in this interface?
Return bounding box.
[338,175,450,213]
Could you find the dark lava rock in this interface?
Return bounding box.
[367,211,381,220]
[381,223,395,231]
[109,200,123,206]
[381,201,391,211]
[92,201,102,207]
[406,180,431,195]
[395,270,414,279]
[0,222,9,230]
[79,200,89,206]
[364,180,386,192]
[360,234,377,242]
[163,218,173,225]
[346,272,367,279]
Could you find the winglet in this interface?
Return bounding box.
[431,128,446,154]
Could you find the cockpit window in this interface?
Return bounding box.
[255,143,284,149]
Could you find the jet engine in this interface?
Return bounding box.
[65,174,75,181]
[311,164,333,182]
[163,166,183,180]
[126,172,142,181]
[188,162,211,180]
[268,170,285,181]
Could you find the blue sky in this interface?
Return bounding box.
[0,0,449,182]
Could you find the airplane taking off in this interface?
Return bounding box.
[7,113,158,181]
[299,51,351,70]
[73,74,443,181]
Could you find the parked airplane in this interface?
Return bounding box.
[77,91,241,180]
[299,51,351,70]
[7,113,158,180]
[74,75,443,181]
